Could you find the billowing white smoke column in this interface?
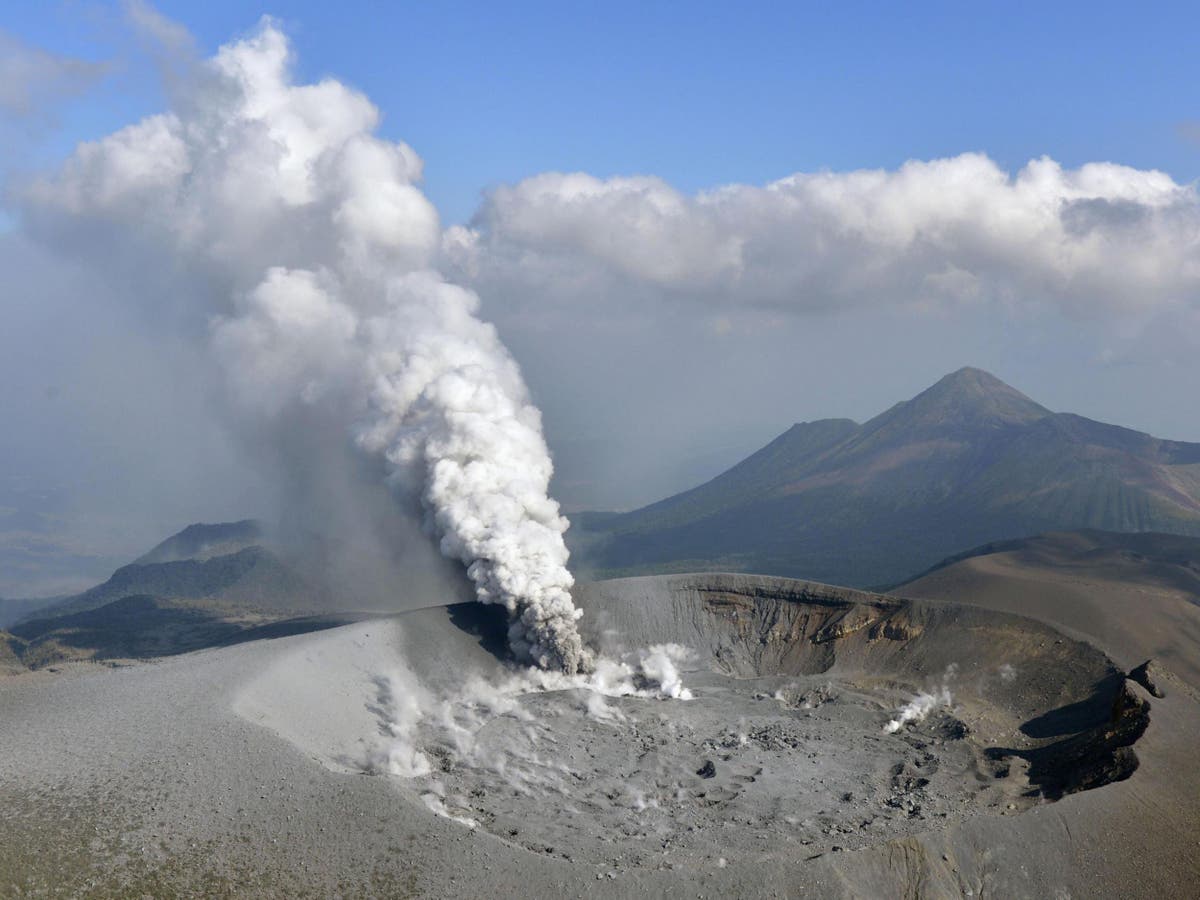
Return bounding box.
[24,21,591,672]
[353,275,588,670]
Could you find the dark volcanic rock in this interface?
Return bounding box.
[991,679,1151,801]
[1129,659,1167,698]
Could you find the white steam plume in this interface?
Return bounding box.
[364,671,432,778]
[22,19,590,672]
[362,643,695,786]
[884,663,958,733]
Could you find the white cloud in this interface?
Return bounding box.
[448,154,1200,318]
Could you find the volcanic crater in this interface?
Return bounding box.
[241,574,1148,870]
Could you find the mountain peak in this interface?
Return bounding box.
[933,366,1016,393]
[575,366,1200,589]
[938,365,1005,386]
[892,367,1050,430]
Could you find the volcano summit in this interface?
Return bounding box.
[573,368,1200,587]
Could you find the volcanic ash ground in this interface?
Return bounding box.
[364,668,1033,868]
[236,578,1099,873]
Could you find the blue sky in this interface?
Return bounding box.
[3,2,1200,595]
[7,1,1199,224]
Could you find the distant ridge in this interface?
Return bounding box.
[5,522,341,670]
[890,527,1200,589]
[15,521,322,629]
[571,368,1200,587]
[895,528,1200,690]
[135,520,263,565]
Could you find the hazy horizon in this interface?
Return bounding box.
[3,2,1200,597]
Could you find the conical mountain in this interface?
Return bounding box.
[846,367,1049,445]
[570,369,1200,588]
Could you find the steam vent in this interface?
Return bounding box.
[227,573,1150,894]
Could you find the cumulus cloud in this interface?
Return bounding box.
[0,31,107,117]
[20,17,590,672]
[447,155,1200,317]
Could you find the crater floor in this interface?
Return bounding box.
[391,670,1034,867]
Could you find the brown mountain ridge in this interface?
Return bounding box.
[571,367,1200,587]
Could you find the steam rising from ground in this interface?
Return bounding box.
[335,639,1036,852]
[884,663,958,733]
[21,20,589,671]
[364,644,694,789]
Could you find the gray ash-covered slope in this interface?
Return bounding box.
[572,368,1200,588]
[897,529,1200,691]
[1,571,1190,898]
[905,528,1200,593]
